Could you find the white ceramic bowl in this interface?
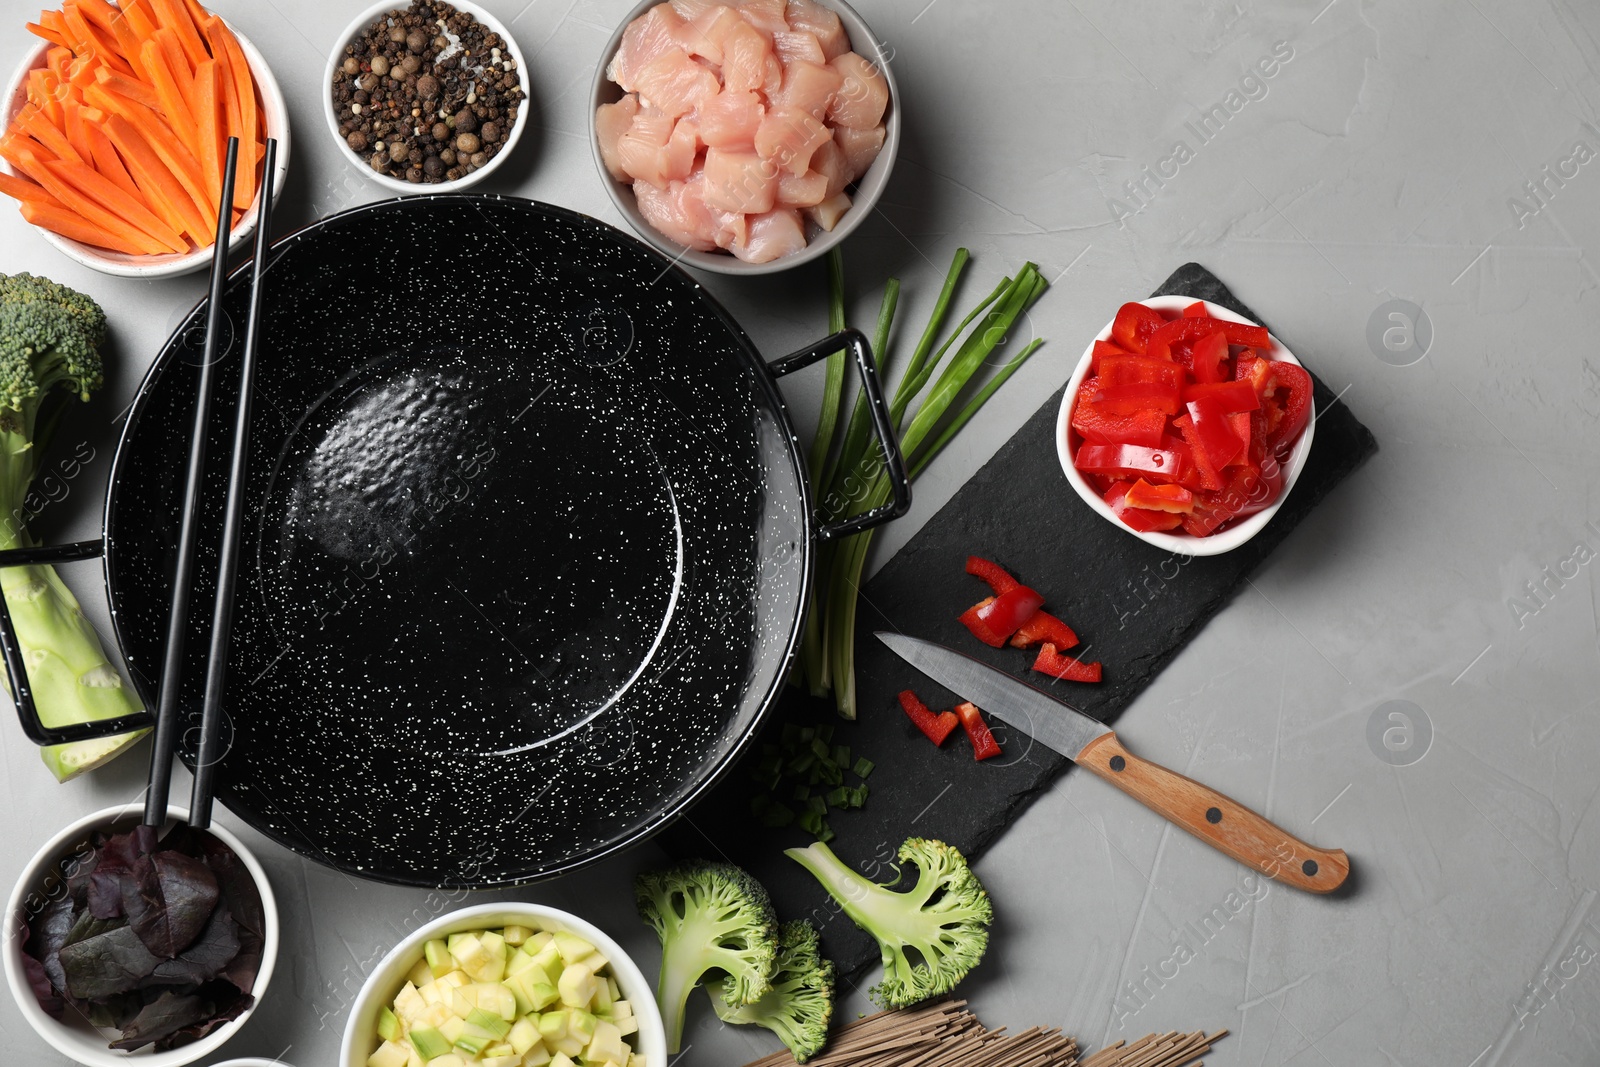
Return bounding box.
[340,901,667,1067]
[323,0,531,194]
[4,804,280,1066]
[1,25,291,279]
[590,0,901,275]
[1056,295,1316,556]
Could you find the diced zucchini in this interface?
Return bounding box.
[407,959,434,987]
[467,1007,512,1040]
[476,983,517,1021]
[439,1016,466,1043]
[552,931,595,966]
[409,1026,452,1060]
[425,939,454,977]
[558,963,596,1009]
[503,925,532,947]
[394,983,426,1021]
[587,1020,626,1065]
[377,1006,401,1041]
[367,1039,410,1067]
[508,1017,539,1055]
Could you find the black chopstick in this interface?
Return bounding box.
[144,138,240,829]
[190,138,278,830]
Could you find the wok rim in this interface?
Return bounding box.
[100,194,821,887]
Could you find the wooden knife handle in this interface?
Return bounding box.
[1078,732,1350,894]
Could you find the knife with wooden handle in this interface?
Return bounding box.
[877,632,1350,894]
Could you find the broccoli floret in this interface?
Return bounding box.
[0,273,144,781]
[786,838,992,1009]
[636,860,779,1053]
[708,920,835,1062]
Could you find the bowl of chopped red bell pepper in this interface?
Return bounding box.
[1056,295,1315,555]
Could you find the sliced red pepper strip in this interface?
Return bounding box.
[1104,480,1184,532]
[1091,338,1131,371]
[1099,354,1186,389]
[1184,395,1244,470]
[1182,380,1259,411]
[1189,329,1230,384]
[967,585,1046,646]
[1225,411,1252,467]
[1075,442,1186,483]
[1070,398,1168,448]
[1145,317,1223,362]
[1124,478,1195,513]
[1009,609,1079,650]
[1220,320,1270,348]
[1172,414,1224,491]
[898,689,960,746]
[1182,300,1209,318]
[1089,381,1182,415]
[965,555,1019,595]
[1110,302,1165,354]
[1033,642,1103,682]
[958,596,1002,646]
[954,701,1002,760]
[1263,361,1313,453]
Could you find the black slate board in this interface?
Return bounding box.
[660,264,1378,981]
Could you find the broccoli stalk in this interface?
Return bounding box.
[635,860,780,1053]
[786,837,993,1009]
[0,273,145,781]
[708,920,835,1062]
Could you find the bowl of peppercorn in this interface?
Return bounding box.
[324,0,530,191]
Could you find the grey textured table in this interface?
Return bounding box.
[1,0,1596,1064]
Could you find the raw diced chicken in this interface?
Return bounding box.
[733,208,807,262]
[772,30,825,65]
[674,4,743,65]
[737,0,790,36]
[826,51,888,129]
[807,191,851,231]
[702,147,779,212]
[785,0,849,59]
[720,18,775,93]
[595,94,641,181]
[616,108,679,188]
[634,49,722,118]
[833,123,885,182]
[755,107,831,176]
[772,59,842,120]
[669,0,724,19]
[776,167,829,207]
[634,178,719,251]
[698,90,765,147]
[761,52,785,98]
[809,137,851,197]
[665,117,702,181]
[608,6,688,92]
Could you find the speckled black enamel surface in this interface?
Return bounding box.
[663,264,1380,979]
[103,196,813,887]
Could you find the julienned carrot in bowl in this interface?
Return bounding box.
[3,0,267,256]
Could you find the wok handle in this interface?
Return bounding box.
[768,328,912,540]
[0,539,154,745]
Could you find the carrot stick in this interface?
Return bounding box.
[44,157,184,250]
[7,141,167,253]
[61,3,137,78]
[81,115,144,203]
[21,199,153,255]
[95,1,151,80]
[67,54,104,90]
[192,58,222,211]
[0,170,60,205]
[92,96,212,238]
[75,0,128,33]
[39,10,73,43]
[116,0,156,38]
[138,38,196,151]
[94,65,160,111]
[208,16,257,209]
[28,69,65,127]
[13,105,83,165]
[181,0,210,30]
[151,0,208,68]
[25,21,71,48]
[62,100,94,163]
[97,113,195,239]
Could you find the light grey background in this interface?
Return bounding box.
[2,0,1597,1064]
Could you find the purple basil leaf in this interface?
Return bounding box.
[107,991,211,1052]
[196,833,266,941]
[125,851,219,958]
[21,953,63,1018]
[152,988,253,1052]
[222,924,263,995]
[87,864,128,920]
[24,894,75,994]
[151,903,240,986]
[58,924,163,999]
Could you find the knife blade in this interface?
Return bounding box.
[876,632,1350,894]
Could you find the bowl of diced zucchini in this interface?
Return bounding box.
[341,903,666,1067]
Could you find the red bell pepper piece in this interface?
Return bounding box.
[954,701,1002,760]
[1258,360,1313,453]
[1225,411,1253,467]
[1104,480,1183,532]
[965,555,1019,595]
[1182,380,1259,411]
[960,585,1046,647]
[1075,442,1186,483]
[1182,300,1209,318]
[1071,399,1167,448]
[1145,317,1223,362]
[1091,355,1186,414]
[1009,609,1079,650]
[1188,329,1230,384]
[1110,302,1166,355]
[1183,395,1245,470]
[1032,643,1103,682]
[1089,381,1182,415]
[1124,478,1196,513]
[899,689,959,746]
[1099,354,1185,388]
[1219,320,1270,348]
[1234,347,1262,383]
[1090,338,1131,371]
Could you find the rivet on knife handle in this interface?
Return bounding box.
[1077,732,1350,894]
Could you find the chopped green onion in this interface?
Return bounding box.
[853,757,875,779]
